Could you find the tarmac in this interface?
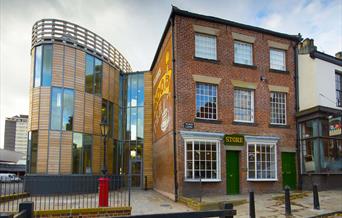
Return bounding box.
[130,189,342,217]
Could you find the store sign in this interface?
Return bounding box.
[224,134,245,146]
[184,122,194,129]
[329,116,342,136]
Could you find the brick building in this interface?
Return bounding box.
[151,7,301,200]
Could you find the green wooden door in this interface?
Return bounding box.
[281,152,297,190]
[226,151,240,194]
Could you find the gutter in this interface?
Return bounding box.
[171,16,178,202]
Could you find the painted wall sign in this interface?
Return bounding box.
[224,134,245,146]
[184,122,194,129]
[152,30,173,141]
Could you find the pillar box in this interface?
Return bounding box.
[98,177,110,207]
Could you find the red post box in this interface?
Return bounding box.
[98,177,110,207]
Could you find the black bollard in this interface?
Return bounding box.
[249,191,256,218]
[285,187,292,216]
[313,184,320,210]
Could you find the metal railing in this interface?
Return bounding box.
[32,19,132,72]
[0,175,130,212]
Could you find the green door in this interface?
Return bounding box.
[281,152,297,190]
[226,151,240,194]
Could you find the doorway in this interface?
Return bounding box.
[281,152,297,190]
[226,151,240,194]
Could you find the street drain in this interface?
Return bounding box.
[160,204,171,207]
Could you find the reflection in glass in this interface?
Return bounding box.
[34,46,42,87]
[94,58,102,95]
[72,133,83,174]
[85,54,94,93]
[62,89,74,131]
[42,45,52,86]
[51,87,62,130]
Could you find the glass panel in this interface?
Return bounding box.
[195,33,217,60]
[30,131,38,173]
[131,162,141,174]
[130,74,138,107]
[102,99,108,122]
[270,49,286,71]
[85,54,94,93]
[62,89,74,131]
[108,102,113,137]
[83,134,92,174]
[196,83,218,120]
[34,46,42,87]
[234,89,253,122]
[51,87,62,130]
[137,107,144,140]
[234,41,253,65]
[137,74,145,106]
[130,108,137,140]
[42,45,52,86]
[94,58,102,95]
[72,133,83,174]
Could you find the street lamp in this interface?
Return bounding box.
[100,121,109,176]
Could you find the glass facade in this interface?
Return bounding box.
[50,87,74,131]
[300,116,342,173]
[85,54,102,95]
[34,44,52,87]
[72,133,92,174]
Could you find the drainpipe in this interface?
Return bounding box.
[294,34,302,190]
[171,16,178,201]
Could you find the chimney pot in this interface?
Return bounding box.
[336,52,342,60]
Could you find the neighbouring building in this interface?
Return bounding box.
[26,19,153,191]
[4,115,28,164]
[150,7,301,200]
[297,38,342,190]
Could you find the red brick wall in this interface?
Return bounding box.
[173,15,297,195]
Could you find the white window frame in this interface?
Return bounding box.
[184,139,221,182]
[234,40,253,65]
[195,82,218,120]
[247,142,278,181]
[234,89,254,123]
[270,48,286,71]
[195,33,217,60]
[270,92,287,125]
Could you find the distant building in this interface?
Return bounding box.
[4,115,28,164]
[297,38,342,190]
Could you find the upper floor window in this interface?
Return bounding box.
[336,73,342,107]
[195,33,217,60]
[185,139,220,181]
[270,92,287,125]
[234,89,254,122]
[234,41,253,65]
[50,87,74,131]
[85,54,102,95]
[270,48,286,71]
[196,83,217,120]
[34,44,52,87]
[102,99,114,137]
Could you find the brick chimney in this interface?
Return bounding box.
[336,52,342,60]
[298,38,317,54]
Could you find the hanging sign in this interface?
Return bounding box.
[224,134,245,146]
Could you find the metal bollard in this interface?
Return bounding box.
[19,201,34,218]
[220,203,234,218]
[249,191,256,218]
[313,184,320,210]
[144,176,147,191]
[285,187,292,216]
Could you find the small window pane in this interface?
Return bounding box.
[34,46,42,87]
[270,49,286,71]
[94,58,102,95]
[42,45,52,86]
[195,34,217,60]
[62,89,74,131]
[85,54,94,93]
[51,87,62,130]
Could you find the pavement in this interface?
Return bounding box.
[130,189,342,217]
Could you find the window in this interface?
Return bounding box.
[72,133,92,174]
[234,41,253,65]
[248,143,277,180]
[270,49,286,71]
[185,140,220,181]
[102,99,113,137]
[50,87,74,131]
[85,54,102,95]
[33,44,52,87]
[196,83,217,120]
[29,131,38,173]
[195,33,217,60]
[336,73,342,107]
[270,92,286,125]
[234,89,254,122]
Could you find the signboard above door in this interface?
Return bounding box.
[224,134,245,146]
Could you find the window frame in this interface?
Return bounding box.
[233,88,254,123]
[50,87,74,131]
[247,142,278,181]
[194,33,217,60]
[184,138,221,182]
[270,48,286,71]
[270,92,287,125]
[33,44,52,88]
[195,82,218,121]
[335,72,342,107]
[234,40,253,66]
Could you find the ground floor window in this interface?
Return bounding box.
[184,139,220,181]
[72,133,92,174]
[247,143,277,180]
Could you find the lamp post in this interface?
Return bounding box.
[100,121,109,176]
[98,121,109,207]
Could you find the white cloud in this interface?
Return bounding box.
[0,0,341,148]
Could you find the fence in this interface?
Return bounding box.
[0,175,130,213]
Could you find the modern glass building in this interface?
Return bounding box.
[26,19,152,189]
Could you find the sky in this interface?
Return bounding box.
[0,0,341,148]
